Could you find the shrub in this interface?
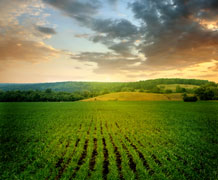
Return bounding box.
[165,89,173,94]
[183,96,198,102]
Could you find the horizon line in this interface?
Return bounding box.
[0,78,215,84]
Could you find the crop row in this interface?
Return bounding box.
[1,102,218,179]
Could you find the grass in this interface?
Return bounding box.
[82,92,184,101]
[1,101,218,180]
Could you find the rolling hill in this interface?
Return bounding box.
[82,92,184,101]
[0,78,214,92]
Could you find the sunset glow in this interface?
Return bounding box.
[0,0,218,83]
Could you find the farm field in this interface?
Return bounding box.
[1,101,218,180]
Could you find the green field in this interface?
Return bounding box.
[1,102,218,180]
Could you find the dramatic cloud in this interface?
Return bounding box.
[209,62,218,72]
[92,19,138,39]
[43,0,140,55]
[108,0,118,6]
[130,0,218,68]
[90,19,140,55]
[0,0,44,20]
[45,0,218,71]
[108,41,135,56]
[43,0,100,24]
[36,26,56,35]
[71,52,142,74]
[0,0,61,65]
[1,0,218,82]
[74,33,90,38]
[44,0,217,79]
[0,38,59,62]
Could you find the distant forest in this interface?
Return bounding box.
[0,78,214,92]
[0,78,217,102]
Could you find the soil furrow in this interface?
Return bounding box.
[174,154,187,166]
[120,139,138,179]
[151,154,162,167]
[100,121,103,135]
[45,125,80,180]
[109,133,124,180]
[132,137,163,166]
[114,122,138,178]
[69,120,93,179]
[88,138,98,175]
[105,121,124,180]
[102,137,109,180]
[100,121,109,180]
[88,126,98,177]
[125,136,154,176]
[115,122,120,129]
[135,138,190,178]
[55,138,81,180]
[70,138,89,179]
[53,124,82,180]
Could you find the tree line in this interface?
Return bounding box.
[0,78,213,92]
[195,84,218,100]
[0,79,217,102]
[0,85,217,102]
[182,84,218,102]
[0,89,101,102]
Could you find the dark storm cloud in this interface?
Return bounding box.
[74,33,90,38]
[43,0,138,51]
[71,52,142,74]
[92,19,138,39]
[90,18,139,55]
[107,0,118,9]
[108,0,117,5]
[44,0,140,56]
[36,26,56,35]
[44,0,218,72]
[88,33,136,56]
[108,41,134,56]
[43,0,138,39]
[130,0,218,67]
[90,20,140,55]
[43,0,139,55]
[43,0,100,24]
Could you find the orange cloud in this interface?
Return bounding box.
[0,0,61,66]
[0,38,59,63]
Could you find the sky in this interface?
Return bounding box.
[0,0,218,83]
